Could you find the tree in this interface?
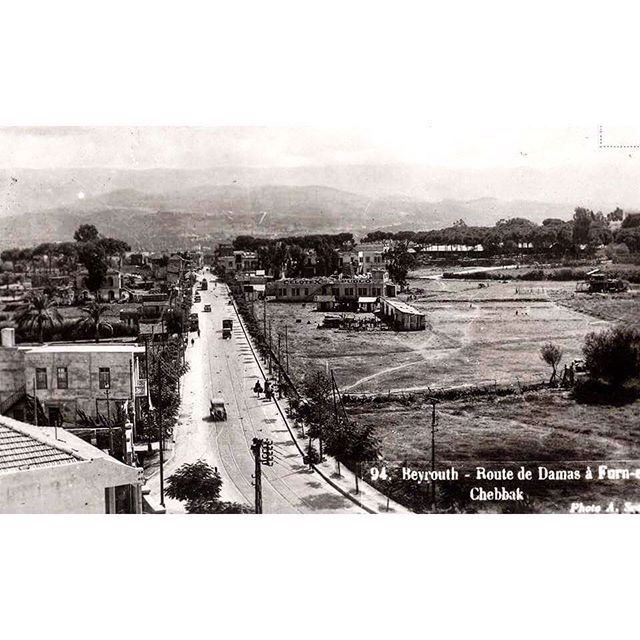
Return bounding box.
[583,327,640,388]
[540,342,563,385]
[299,371,334,460]
[77,241,108,293]
[75,301,113,343]
[607,207,624,222]
[165,460,250,513]
[15,292,62,343]
[97,237,131,256]
[386,241,415,289]
[345,423,380,494]
[572,207,594,248]
[74,224,100,243]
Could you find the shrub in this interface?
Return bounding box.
[583,326,640,387]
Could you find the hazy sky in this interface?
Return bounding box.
[1,125,639,172]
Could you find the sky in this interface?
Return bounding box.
[1,125,639,172]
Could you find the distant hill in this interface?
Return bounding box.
[0,181,576,250]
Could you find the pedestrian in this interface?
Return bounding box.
[191,338,194,346]
[197,328,201,337]
[264,380,272,401]
[253,380,263,397]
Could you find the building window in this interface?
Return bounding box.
[99,367,111,389]
[365,256,371,263]
[331,287,339,297]
[35,368,47,390]
[304,288,309,297]
[56,367,68,389]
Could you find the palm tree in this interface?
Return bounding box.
[15,292,63,343]
[75,301,113,343]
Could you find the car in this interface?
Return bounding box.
[194,296,201,303]
[203,304,211,312]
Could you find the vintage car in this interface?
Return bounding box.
[209,398,227,421]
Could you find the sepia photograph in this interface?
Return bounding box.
[2,3,640,638]
[1,125,639,515]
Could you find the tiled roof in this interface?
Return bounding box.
[0,422,79,473]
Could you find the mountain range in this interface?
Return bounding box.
[0,165,629,250]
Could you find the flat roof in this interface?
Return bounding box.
[19,343,145,354]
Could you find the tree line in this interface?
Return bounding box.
[363,208,640,256]
[1,223,131,294]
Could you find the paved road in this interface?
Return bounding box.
[147,272,364,514]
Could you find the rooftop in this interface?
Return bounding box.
[381,297,425,316]
[18,343,145,354]
[0,415,116,475]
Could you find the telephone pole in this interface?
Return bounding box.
[268,320,273,374]
[251,438,263,514]
[277,333,282,389]
[284,324,289,375]
[105,386,113,454]
[158,358,165,507]
[430,398,437,512]
[263,293,267,336]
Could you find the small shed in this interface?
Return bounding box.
[357,296,378,313]
[314,294,336,311]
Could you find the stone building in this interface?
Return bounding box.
[266,269,397,305]
[0,328,145,428]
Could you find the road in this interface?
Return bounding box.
[146,272,364,514]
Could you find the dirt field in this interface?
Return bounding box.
[262,276,638,513]
[264,279,607,394]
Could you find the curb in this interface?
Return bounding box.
[229,290,401,514]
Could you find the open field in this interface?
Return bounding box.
[556,292,640,327]
[264,278,607,394]
[261,276,639,512]
[350,390,640,512]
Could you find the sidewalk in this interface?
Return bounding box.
[230,294,411,515]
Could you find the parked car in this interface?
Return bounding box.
[203,304,211,312]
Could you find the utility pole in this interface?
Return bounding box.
[277,333,282,390]
[263,293,267,336]
[330,370,341,476]
[284,324,289,375]
[430,398,437,512]
[268,320,273,374]
[158,358,165,507]
[251,438,263,514]
[33,378,38,427]
[105,386,113,454]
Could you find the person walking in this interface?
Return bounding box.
[253,380,263,397]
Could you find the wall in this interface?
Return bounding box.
[24,350,134,422]
[0,457,142,514]
[0,347,26,407]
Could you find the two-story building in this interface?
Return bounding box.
[217,251,260,275]
[0,328,146,429]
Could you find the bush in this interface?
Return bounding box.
[573,377,640,405]
[583,326,640,387]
